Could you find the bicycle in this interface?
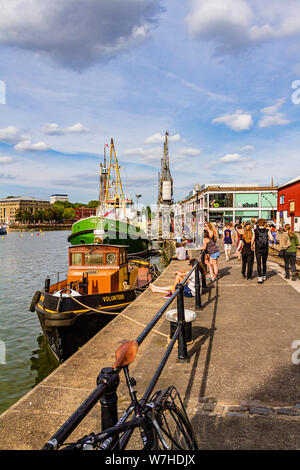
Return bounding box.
[42,339,198,450]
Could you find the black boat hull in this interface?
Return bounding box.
[35,289,136,362]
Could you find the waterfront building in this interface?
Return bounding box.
[74,207,97,221]
[0,196,50,224]
[174,183,278,240]
[50,194,69,204]
[277,176,300,232]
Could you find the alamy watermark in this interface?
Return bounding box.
[0,340,6,364]
[292,340,300,365]
[0,80,6,104]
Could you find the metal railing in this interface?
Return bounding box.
[42,260,206,450]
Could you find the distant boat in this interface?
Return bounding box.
[68,138,150,256]
[30,243,159,362]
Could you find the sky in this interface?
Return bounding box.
[0,0,300,207]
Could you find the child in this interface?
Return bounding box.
[222,223,233,261]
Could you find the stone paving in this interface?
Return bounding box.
[0,244,299,450]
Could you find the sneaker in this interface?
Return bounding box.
[163,292,172,298]
[284,275,290,279]
[262,276,266,281]
[292,273,297,281]
[242,274,246,279]
[258,277,263,283]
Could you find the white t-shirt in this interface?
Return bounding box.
[188,271,195,295]
[176,246,187,260]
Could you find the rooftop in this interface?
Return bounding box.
[278,176,300,189]
[0,196,50,203]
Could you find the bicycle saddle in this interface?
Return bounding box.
[113,341,138,368]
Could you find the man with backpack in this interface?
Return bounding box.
[251,219,273,283]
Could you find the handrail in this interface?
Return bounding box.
[42,259,205,450]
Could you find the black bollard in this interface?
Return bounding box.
[176,283,189,362]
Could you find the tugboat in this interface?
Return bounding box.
[30,243,159,362]
[67,138,150,256]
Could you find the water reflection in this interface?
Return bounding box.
[30,335,59,387]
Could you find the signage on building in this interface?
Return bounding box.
[242,203,258,207]
[290,201,295,212]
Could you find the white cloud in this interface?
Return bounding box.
[0,156,13,164]
[177,147,201,156]
[259,97,290,128]
[186,0,300,55]
[14,140,49,152]
[259,114,290,128]
[65,123,89,134]
[220,153,245,163]
[241,145,254,151]
[41,122,89,135]
[0,126,24,143]
[261,98,286,115]
[212,110,253,131]
[124,146,161,165]
[0,0,163,70]
[40,123,63,135]
[144,133,181,144]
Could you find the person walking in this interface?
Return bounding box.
[235,224,254,279]
[251,218,273,283]
[200,229,220,281]
[270,224,277,245]
[222,222,233,261]
[235,224,244,261]
[279,224,299,281]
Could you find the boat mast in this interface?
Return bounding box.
[104,138,126,213]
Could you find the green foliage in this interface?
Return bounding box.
[87,200,99,208]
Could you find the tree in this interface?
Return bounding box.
[87,200,99,208]
[32,209,45,223]
[62,207,75,219]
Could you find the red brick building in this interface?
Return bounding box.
[277,176,300,232]
[74,207,97,220]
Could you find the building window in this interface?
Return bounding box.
[209,193,233,208]
[280,195,285,204]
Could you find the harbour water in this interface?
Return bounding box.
[0,230,165,415]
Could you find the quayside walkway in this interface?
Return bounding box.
[0,247,299,450]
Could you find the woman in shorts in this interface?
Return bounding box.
[201,229,220,281]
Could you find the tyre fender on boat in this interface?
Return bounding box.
[29,290,41,312]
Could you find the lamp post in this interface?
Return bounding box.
[194,184,201,248]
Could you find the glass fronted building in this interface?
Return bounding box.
[174,184,277,242]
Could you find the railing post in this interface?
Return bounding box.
[176,283,189,362]
[195,262,202,310]
[97,367,120,449]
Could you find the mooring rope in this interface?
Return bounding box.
[69,294,169,339]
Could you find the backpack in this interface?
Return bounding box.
[256,229,268,249]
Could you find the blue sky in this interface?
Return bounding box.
[0,0,300,206]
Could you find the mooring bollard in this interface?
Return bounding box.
[166,309,196,345]
[176,283,189,361]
